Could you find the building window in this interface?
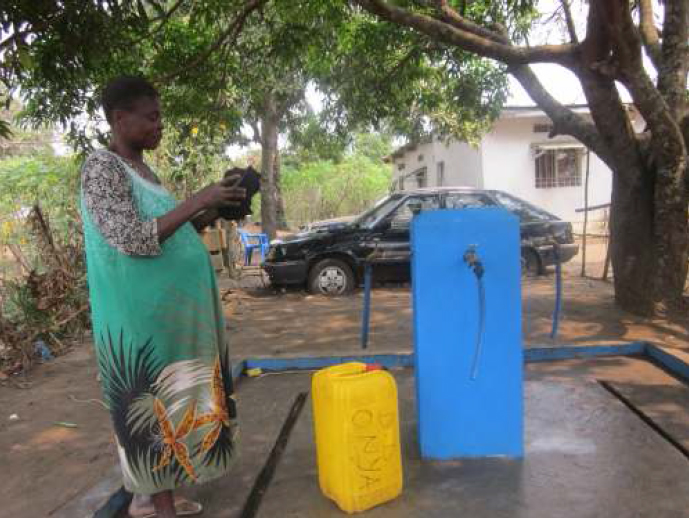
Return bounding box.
[533,123,554,133]
[397,163,406,171]
[418,154,424,162]
[535,148,582,189]
[436,161,445,187]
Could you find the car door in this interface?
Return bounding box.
[369,194,441,281]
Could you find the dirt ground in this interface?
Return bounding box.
[223,236,688,359]
[1,237,688,517]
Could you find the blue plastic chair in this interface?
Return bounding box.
[239,231,270,265]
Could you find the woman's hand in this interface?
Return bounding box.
[156,181,246,244]
[194,182,246,211]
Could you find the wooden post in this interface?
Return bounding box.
[223,220,242,280]
[602,210,612,281]
[581,151,591,277]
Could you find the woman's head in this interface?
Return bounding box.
[101,76,163,150]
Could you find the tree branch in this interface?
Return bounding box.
[130,0,185,46]
[574,2,652,169]
[560,0,579,44]
[638,0,662,69]
[508,64,612,167]
[356,0,578,66]
[155,0,267,83]
[149,0,185,23]
[380,43,429,85]
[599,1,685,158]
[433,0,509,44]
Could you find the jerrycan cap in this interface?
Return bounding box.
[365,363,384,372]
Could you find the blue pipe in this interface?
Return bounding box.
[470,275,486,380]
[550,245,562,340]
[361,262,373,349]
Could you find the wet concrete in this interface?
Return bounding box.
[254,360,689,518]
[64,357,689,518]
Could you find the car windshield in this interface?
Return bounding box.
[354,194,404,228]
[491,191,557,222]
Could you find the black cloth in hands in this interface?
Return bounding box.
[218,166,261,220]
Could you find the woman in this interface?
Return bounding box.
[81,76,243,518]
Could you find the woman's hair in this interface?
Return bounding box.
[101,76,159,124]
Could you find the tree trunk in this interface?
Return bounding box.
[610,161,688,315]
[651,155,689,311]
[260,98,280,240]
[274,152,288,230]
[609,166,656,314]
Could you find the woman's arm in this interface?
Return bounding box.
[81,151,244,255]
[157,184,244,243]
[190,208,220,233]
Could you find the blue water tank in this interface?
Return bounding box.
[412,208,523,459]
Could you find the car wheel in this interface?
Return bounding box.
[308,258,355,296]
[521,249,542,277]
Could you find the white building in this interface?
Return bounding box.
[386,105,643,231]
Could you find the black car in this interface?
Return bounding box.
[263,188,579,295]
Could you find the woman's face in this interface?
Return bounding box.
[112,96,164,150]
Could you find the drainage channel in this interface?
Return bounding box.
[598,380,689,462]
[240,391,309,518]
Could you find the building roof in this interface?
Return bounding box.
[383,105,574,162]
[384,104,640,162]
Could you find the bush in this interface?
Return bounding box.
[280,154,391,228]
[0,155,88,372]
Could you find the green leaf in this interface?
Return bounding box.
[0,119,12,140]
[17,47,33,70]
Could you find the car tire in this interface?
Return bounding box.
[308,258,356,296]
[521,249,542,277]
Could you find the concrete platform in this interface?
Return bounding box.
[255,364,689,518]
[63,355,689,518]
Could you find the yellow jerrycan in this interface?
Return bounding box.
[312,362,403,514]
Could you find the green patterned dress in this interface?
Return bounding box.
[81,149,238,495]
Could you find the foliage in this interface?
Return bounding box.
[0,154,81,250]
[276,131,393,227]
[2,0,517,241]
[285,109,349,165]
[0,93,56,156]
[2,1,513,154]
[281,154,391,228]
[147,124,232,199]
[312,11,509,144]
[0,153,87,372]
[1,1,150,145]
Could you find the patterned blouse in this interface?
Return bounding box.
[81,149,162,257]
